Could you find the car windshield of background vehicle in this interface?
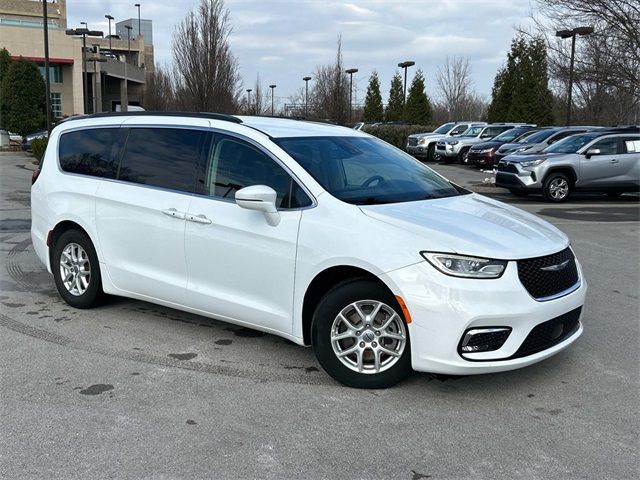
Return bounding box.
[433,123,455,134]
[276,136,467,205]
[460,126,484,137]
[543,134,597,154]
[520,129,556,144]
[494,128,525,142]
[515,129,543,143]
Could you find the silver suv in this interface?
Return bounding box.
[436,123,529,163]
[495,129,640,202]
[406,121,485,161]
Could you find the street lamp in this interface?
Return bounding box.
[42,0,51,132]
[556,26,594,126]
[89,44,107,113]
[124,24,133,57]
[80,21,88,28]
[345,68,358,123]
[246,89,252,114]
[105,15,114,51]
[65,27,103,114]
[398,60,415,105]
[134,4,141,39]
[303,76,311,117]
[269,84,276,116]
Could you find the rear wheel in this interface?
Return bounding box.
[52,229,104,308]
[311,279,412,388]
[543,173,571,202]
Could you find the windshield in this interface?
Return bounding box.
[520,129,557,144]
[433,122,455,134]
[276,136,467,205]
[515,129,544,143]
[460,126,484,137]
[493,128,527,142]
[543,134,596,154]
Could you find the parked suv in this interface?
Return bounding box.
[436,124,527,163]
[406,121,485,161]
[467,126,539,168]
[494,126,597,164]
[32,112,587,388]
[495,128,640,201]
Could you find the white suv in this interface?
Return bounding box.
[31,113,587,388]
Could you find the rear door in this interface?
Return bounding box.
[616,136,640,187]
[95,125,211,304]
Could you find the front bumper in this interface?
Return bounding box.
[495,162,544,191]
[380,259,586,375]
[468,151,496,167]
[406,144,430,157]
[435,143,460,158]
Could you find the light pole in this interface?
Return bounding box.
[246,89,252,114]
[303,76,311,117]
[89,44,107,113]
[556,26,594,126]
[345,68,358,123]
[80,21,88,29]
[269,84,276,116]
[105,15,114,51]
[42,0,51,132]
[134,4,141,38]
[66,27,103,114]
[398,60,415,105]
[124,24,132,57]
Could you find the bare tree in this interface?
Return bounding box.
[311,37,349,123]
[172,0,241,113]
[142,64,175,110]
[435,56,485,120]
[525,0,640,124]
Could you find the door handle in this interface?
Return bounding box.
[161,208,185,219]
[186,213,212,225]
[610,159,619,164]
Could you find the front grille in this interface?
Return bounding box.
[497,162,518,173]
[459,328,511,354]
[517,247,579,300]
[408,137,418,146]
[436,144,445,150]
[512,307,581,358]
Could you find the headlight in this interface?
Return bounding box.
[514,146,529,153]
[520,158,545,167]
[448,140,459,145]
[479,148,495,153]
[421,252,507,278]
[418,137,427,145]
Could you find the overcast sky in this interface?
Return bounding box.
[67,0,535,107]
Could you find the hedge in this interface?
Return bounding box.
[363,124,436,149]
[31,137,48,163]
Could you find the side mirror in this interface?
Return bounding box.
[235,185,280,226]
[585,148,601,159]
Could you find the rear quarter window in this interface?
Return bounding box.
[58,128,121,178]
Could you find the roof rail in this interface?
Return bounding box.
[58,111,244,124]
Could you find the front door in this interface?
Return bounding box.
[579,136,622,188]
[184,133,311,335]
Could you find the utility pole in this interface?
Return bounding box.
[42,0,51,132]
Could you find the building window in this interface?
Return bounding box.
[51,93,62,119]
[38,65,63,83]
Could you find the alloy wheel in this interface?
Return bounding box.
[59,243,91,296]
[549,177,569,200]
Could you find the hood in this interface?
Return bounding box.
[360,193,568,260]
[470,140,504,150]
[501,152,568,163]
[411,132,443,140]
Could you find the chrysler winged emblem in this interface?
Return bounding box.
[540,259,571,272]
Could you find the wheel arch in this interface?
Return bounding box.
[301,265,397,346]
[544,166,577,185]
[48,220,100,268]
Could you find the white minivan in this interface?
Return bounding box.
[31,113,587,388]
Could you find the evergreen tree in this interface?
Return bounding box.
[0,59,46,135]
[385,72,404,121]
[0,48,11,129]
[487,35,554,125]
[403,69,432,125]
[362,71,383,122]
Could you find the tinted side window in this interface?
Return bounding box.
[205,135,311,208]
[59,128,120,178]
[591,137,620,155]
[118,128,207,193]
[450,125,467,135]
[549,130,586,144]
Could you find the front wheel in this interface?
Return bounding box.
[52,229,104,308]
[458,148,470,164]
[426,144,435,161]
[311,279,412,388]
[543,173,572,202]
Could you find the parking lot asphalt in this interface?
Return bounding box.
[1,152,638,479]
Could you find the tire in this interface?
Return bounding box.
[311,279,412,389]
[52,229,104,308]
[426,144,435,162]
[509,189,529,197]
[458,148,470,164]
[543,173,572,202]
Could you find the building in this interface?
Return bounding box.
[0,0,153,118]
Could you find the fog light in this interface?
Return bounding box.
[459,327,511,354]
